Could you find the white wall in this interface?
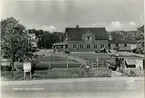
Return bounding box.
[135,59,143,69]
[110,44,137,50]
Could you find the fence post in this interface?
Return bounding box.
[49,61,51,70]
[30,71,32,80]
[66,60,69,69]
[96,58,99,68]
[24,72,25,80]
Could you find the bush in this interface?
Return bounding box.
[64,50,70,54]
[128,70,136,77]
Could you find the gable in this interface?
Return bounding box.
[81,30,95,41]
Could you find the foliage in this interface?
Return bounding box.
[108,26,144,54]
[27,29,65,49]
[136,25,144,46]
[135,25,144,54]
[108,30,137,41]
[1,17,38,77]
[1,17,37,62]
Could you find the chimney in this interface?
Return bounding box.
[76,25,79,28]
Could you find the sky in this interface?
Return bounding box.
[1,0,144,32]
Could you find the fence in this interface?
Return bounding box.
[82,68,111,77]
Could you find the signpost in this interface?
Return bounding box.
[23,62,32,80]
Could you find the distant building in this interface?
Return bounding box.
[122,58,144,75]
[29,33,38,48]
[109,40,139,52]
[53,25,108,52]
[53,25,140,53]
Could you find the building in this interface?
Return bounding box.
[53,25,108,52]
[122,58,144,75]
[109,40,139,52]
[29,33,38,48]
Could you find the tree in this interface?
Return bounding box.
[108,31,136,41]
[136,25,144,54]
[137,25,144,46]
[36,31,65,49]
[1,17,37,78]
[109,31,125,41]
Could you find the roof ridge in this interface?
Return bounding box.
[66,27,105,29]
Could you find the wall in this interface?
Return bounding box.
[130,44,137,50]
[68,40,108,52]
[121,59,144,76]
[110,43,137,50]
[110,44,116,50]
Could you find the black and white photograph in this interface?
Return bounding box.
[0,0,144,98]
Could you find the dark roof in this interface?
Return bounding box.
[53,41,68,45]
[125,59,136,65]
[65,27,108,41]
[109,40,138,44]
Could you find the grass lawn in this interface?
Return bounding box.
[13,55,82,70]
[71,53,113,61]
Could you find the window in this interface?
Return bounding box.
[108,44,110,47]
[90,37,92,40]
[126,64,136,68]
[94,44,97,48]
[124,44,127,47]
[80,44,83,48]
[86,36,92,41]
[73,45,76,48]
[116,44,119,47]
[87,44,90,49]
[101,44,105,48]
[85,37,88,40]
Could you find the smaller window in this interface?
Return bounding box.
[86,37,90,40]
[80,44,83,48]
[124,44,127,47]
[101,44,105,48]
[108,44,111,49]
[86,36,92,41]
[108,44,110,47]
[116,44,119,47]
[90,37,92,40]
[73,45,76,48]
[94,44,97,48]
[87,44,90,48]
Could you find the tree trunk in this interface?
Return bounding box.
[11,61,14,78]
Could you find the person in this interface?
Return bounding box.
[53,48,56,54]
[85,65,90,77]
[139,66,141,75]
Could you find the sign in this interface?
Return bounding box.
[96,58,99,63]
[23,62,31,72]
[86,65,90,69]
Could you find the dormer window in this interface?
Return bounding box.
[90,37,92,40]
[86,36,92,41]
